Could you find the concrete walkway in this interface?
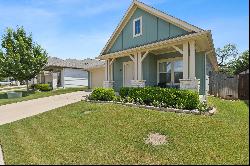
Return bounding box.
[0,91,90,126]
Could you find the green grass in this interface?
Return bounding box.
[0,87,87,106]
[0,97,248,164]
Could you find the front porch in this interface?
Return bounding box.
[100,32,216,96]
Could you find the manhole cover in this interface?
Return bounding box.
[145,133,167,146]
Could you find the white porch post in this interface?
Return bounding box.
[103,59,114,88]
[189,40,196,79]
[137,52,142,80]
[183,41,189,79]
[104,59,109,81]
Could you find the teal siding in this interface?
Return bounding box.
[113,56,132,91]
[108,8,188,53]
[142,53,157,86]
[195,52,206,95]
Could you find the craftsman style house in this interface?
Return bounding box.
[96,0,218,96]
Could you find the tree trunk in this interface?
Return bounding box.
[26,80,29,91]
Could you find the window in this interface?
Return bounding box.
[133,17,142,37]
[158,59,183,85]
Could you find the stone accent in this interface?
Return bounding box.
[103,81,114,88]
[179,79,200,93]
[130,80,146,87]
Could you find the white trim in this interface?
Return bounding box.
[172,45,183,55]
[189,40,196,79]
[133,16,142,38]
[123,61,134,87]
[157,57,183,84]
[183,41,189,79]
[141,51,149,61]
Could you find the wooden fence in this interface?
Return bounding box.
[238,74,249,100]
[209,72,239,99]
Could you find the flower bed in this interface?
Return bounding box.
[86,87,216,116]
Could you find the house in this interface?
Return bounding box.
[93,0,218,97]
[37,57,99,89]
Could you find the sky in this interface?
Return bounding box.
[0,0,249,60]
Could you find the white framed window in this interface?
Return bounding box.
[157,57,183,87]
[133,16,142,37]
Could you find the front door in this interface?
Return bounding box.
[123,61,134,87]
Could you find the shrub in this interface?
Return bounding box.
[119,87,199,110]
[34,84,51,91]
[88,88,115,101]
[119,87,131,98]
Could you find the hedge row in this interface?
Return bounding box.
[119,87,199,110]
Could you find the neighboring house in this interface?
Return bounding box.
[93,0,218,97]
[37,57,99,89]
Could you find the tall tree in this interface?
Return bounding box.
[229,50,249,74]
[0,26,48,91]
[216,43,239,74]
[216,43,238,66]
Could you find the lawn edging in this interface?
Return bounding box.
[84,99,216,116]
[0,145,4,165]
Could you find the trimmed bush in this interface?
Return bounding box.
[119,87,199,110]
[34,84,51,91]
[88,88,115,101]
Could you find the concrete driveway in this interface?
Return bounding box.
[0,91,90,125]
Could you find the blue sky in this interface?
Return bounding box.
[0,0,249,60]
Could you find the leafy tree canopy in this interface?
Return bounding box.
[0,26,48,89]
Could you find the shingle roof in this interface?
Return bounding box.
[46,57,105,70]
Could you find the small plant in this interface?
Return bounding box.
[198,101,211,112]
[114,95,122,102]
[152,100,160,107]
[88,88,115,101]
[33,84,51,91]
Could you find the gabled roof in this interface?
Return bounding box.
[100,0,204,56]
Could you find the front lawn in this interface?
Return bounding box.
[0,97,248,164]
[0,87,87,106]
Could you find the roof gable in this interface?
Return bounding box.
[100,0,204,55]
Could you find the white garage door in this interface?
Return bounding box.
[63,68,88,88]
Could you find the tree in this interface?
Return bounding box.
[216,43,238,65]
[228,50,249,75]
[216,43,239,74]
[0,26,48,91]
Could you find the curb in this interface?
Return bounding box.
[0,145,4,165]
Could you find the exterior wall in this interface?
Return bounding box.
[90,67,105,88]
[63,68,88,88]
[205,55,213,95]
[142,53,157,86]
[108,8,188,54]
[113,56,132,91]
[195,52,206,95]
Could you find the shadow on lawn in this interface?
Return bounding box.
[0,90,35,99]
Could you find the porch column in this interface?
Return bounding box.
[183,41,189,79]
[189,40,196,79]
[104,59,109,81]
[103,59,114,88]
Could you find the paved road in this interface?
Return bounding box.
[0,91,90,125]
